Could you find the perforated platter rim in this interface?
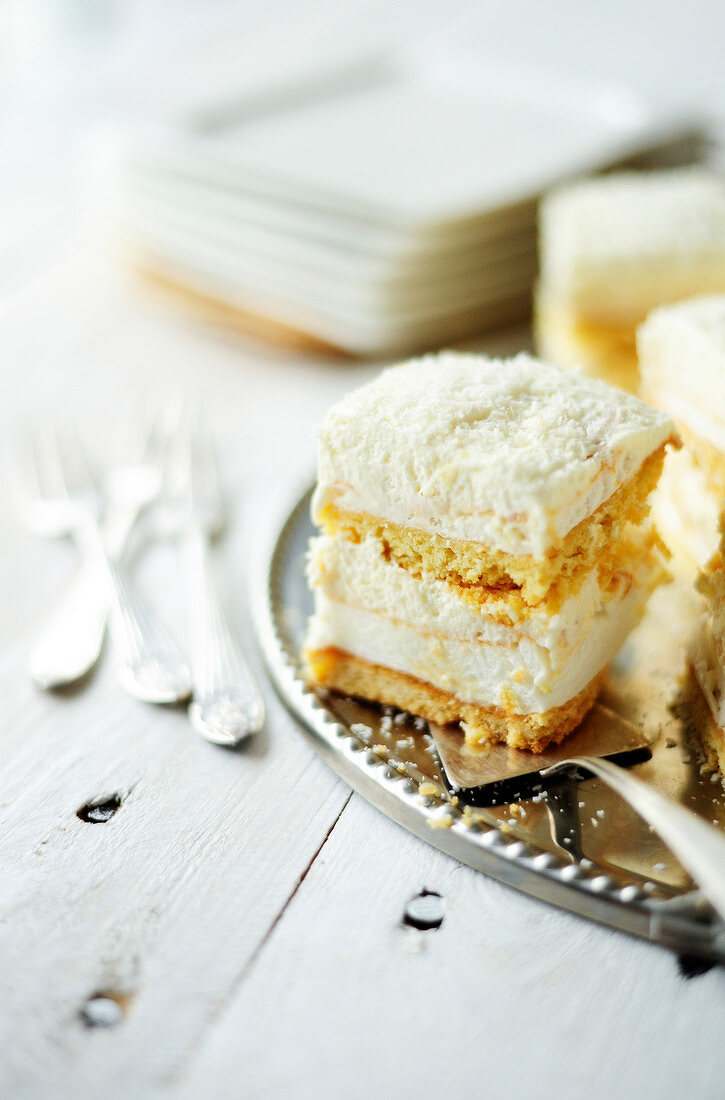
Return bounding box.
[253,486,725,962]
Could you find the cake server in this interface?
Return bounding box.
[431,712,725,925]
[430,704,650,803]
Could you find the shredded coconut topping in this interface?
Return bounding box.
[314,351,673,555]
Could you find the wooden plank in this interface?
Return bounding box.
[0,615,351,1097]
[180,792,725,1099]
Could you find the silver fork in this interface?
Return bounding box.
[25,416,165,690]
[20,423,192,704]
[170,418,265,745]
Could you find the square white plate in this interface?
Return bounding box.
[112,45,689,233]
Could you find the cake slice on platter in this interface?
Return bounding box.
[536,168,725,394]
[304,351,676,752]
[639,294,725,568]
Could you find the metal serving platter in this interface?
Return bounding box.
[255,487,725,962]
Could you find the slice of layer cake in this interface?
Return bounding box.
[535,168,725,393]
[689,531,725,777]
[304,351,675,752]
[639,294,725,567]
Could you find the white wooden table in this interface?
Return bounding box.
[3,4,725,1097]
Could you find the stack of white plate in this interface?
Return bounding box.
[103,45,697,357]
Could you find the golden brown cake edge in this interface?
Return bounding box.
[304,646,606,754]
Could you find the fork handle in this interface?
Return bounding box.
[29,562,108,690]
[105,559,192,705]
[81,509,192,704]
[186,529,264,744]
[543,756,725,923]
[29,497,151,691]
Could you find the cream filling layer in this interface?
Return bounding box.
[307,532,639,656]
[307,575,651,716]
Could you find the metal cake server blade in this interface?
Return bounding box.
[430,703,651,806]
[431,707,725,926]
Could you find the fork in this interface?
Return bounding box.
[170,418,265,745]
[543,756,725,924]
[20,423,192,704]
[26,416,165,690]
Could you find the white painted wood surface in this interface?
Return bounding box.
[3,4,725,1097]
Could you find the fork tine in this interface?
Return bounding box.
[8,426,43,515]
[191,407,223,516]
[31,423,66,503]
[163,389,189,440]
[47,422,71,500]
[20,430,42,503]
[64,422,98,498]
[137,390,184,470]
[29,419,100,513]
[204,418,223,512]
[138,408,165,469]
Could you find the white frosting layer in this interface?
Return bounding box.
[639,295,725,453]
[313,351,672,556]
[306,533,655,715]
[540,169,725,323]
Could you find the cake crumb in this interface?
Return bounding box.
[419,781,440,798]
[428,814,453,830]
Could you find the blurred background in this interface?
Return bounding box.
[4,0,725,349]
